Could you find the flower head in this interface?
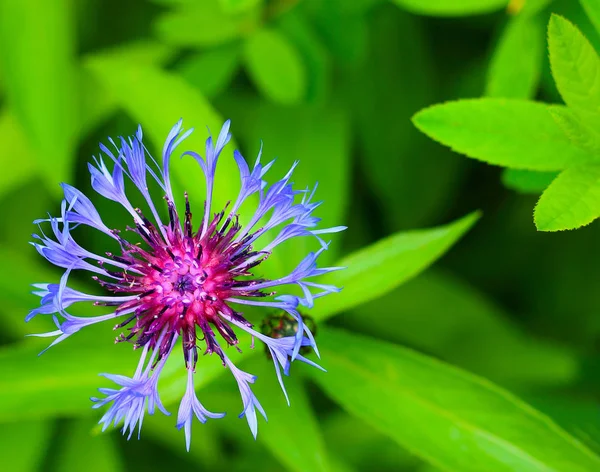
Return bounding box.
[28,119,344,448]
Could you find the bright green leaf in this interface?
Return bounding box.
[413,99,596,171]
[549,106,600,156]
[57,419,124,472]
[0,341,138,422]
[250,359,332,472]
[534,162,600,231]
[548,14,600,115]
[0,0,77,189]
[486,14,545,99]
[501,169,558,194]
[154,1,260,47]
[311,327,600,472]
[177,43,241,98]
[581,0,600,37]
[392,0,508,17]
[312,212,480,319]
[243,28,307,105]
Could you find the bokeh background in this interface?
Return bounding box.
[1,0,600,471]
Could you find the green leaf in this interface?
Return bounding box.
[486,14,545,99]
[0,341,138,422]
[0,0,77,190]
[84,58,239,215]
[250,359,332,472]
[413,99,596,171]
[391,0,508,17]
[243,28,307,105]
[549,106,600,156]
[581,0,600,37]
[311,327,600,472]
[0,419,52,472]
[154,1,260,47]
[501,169,558,194]
[343,270,578,388]
[57,419,124,472]
[548,14,600,115]
[312,212,480,320]
[177,43,241,98]
[534,162,600,231]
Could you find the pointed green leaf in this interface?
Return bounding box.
[311,327,600,472]
[243,28,307,105]
[548,14,600,115]
[535,162,600,231]
[312,212,480,320]
[0,341,138,421]
[501,169,558,194]
[391,0,508,16]
[251,359,332,472]
[413,99,596,170]
[549,106,600,156]
[486,14,545,99]
[0,0,77,189]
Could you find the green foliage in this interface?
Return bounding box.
[313,212,480,319]
[414,9,600,231]
[342,270,578,388]
[413,99,592,171]
[548,14,600,115]
[0,0,77,191]
[243,28,307,105]
[486,14,545,99]
[535,162,600,231]
[311,327,600,472]
[2,1,600,471]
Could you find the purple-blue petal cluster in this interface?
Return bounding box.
[27,119,344,449]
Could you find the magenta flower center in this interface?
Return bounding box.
[102,198,264,367]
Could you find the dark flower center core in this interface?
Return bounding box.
[95,196,270,368]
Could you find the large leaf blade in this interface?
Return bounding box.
[548,14,600,115]
[311,327,600,472]
[312,212,480,319]
[534,162,600,231]
[0,0,77,189]
[486,14,545,99]
[413,99,596,171]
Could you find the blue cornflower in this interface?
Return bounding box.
[27,120,344,449]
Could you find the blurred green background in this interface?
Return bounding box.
[2,0,600,471]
